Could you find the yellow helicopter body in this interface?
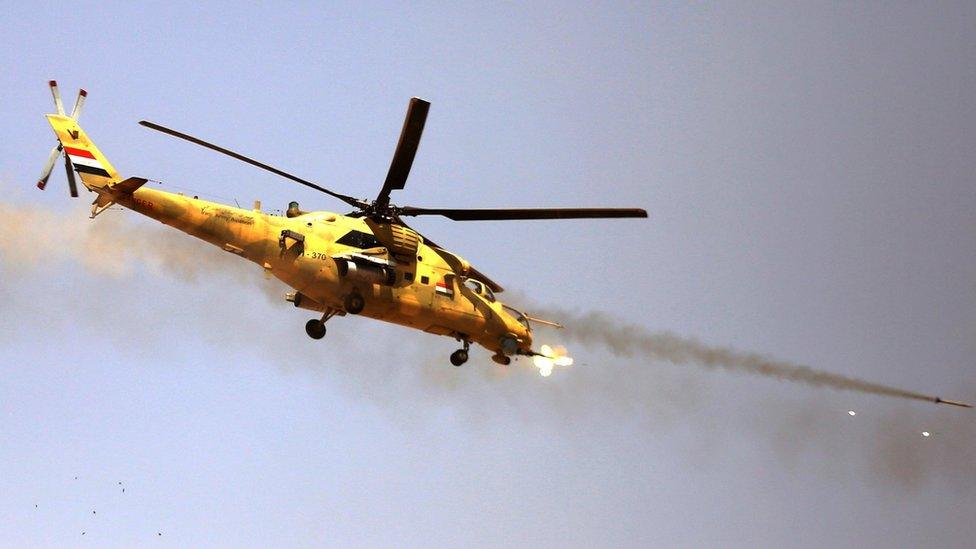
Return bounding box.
[40,84,645,366]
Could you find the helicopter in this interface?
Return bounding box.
[37,81,647,367]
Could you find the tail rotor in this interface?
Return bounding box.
[49,79,65,116]
[63,153,79,197]
[36,143,62,191]
[37,80,87,197]
[68,84,87,121]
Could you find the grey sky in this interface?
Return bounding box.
[1,2,974,547]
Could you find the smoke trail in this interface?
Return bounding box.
[1,198,972,491]
[0,198,965,408]
[529,307,969,407]
[0,200,286,303]
[0,198,966,407]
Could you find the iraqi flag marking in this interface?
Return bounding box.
[435,281,454,297]
[64,147,110,177]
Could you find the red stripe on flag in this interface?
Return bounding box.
[64,146,95,159]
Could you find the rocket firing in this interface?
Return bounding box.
[531,308,972,409]
[934,397,974,408]
[532,344,574,377]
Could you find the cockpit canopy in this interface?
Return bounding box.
[464,278,495,302]
[337,230,382,249]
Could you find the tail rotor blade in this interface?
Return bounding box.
[37,144,63,190]
[64,155,79,197]
[69,89,88,120]
[49,80,65,115]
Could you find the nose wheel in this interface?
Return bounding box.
[450,340,470,367]
[305,309,338,340]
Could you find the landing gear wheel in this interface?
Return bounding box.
[344,293,365,314]
[305,319,326,340]
[450,349,469,367]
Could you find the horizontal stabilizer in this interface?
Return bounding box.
[111,176,147,194]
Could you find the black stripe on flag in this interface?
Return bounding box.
[73,164,111,177]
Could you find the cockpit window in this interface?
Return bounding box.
[464,278,496,302]
[336,230,381,249]
[464,279,483,294]
[503,304,530,329]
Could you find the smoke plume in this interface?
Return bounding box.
[528,307,969,407]
[0,200,286,303]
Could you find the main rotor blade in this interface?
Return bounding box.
[139,120,367,209]
[376,97,430,207]
[397,207,648,221]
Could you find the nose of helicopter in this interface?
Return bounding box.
[508,324,533,355]
[494,302,542,355]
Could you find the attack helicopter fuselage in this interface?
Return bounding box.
[118,186,533,358]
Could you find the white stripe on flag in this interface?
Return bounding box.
[67,154,105,170]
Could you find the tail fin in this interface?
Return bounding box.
[45,114,121,190]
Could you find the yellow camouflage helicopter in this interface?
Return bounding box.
[38,81,646,367]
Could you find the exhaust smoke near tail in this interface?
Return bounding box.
[530,308,972,408]
[0,199,285,303]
